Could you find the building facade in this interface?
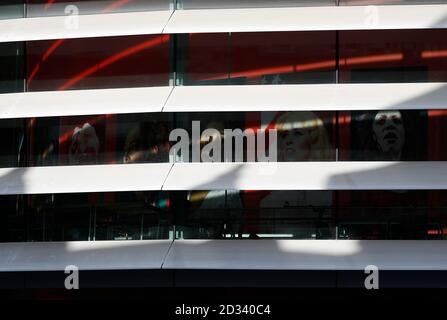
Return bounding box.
[1,0,447,291]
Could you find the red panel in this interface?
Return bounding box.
[27,34,170,91]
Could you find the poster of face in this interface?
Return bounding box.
[348,110,427,161]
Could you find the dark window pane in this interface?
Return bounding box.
[338,110,447,161]
[338,190,447,240]
[178,0,335,9]
[173,111,336,162]
[26,0,170,17]
[0,42,25,93]
[339,30,447,83]
[177,32,336,85]
[0,0,24,20]
[177,190,335,240]
[26,35,171,91]
[341,0,447,5]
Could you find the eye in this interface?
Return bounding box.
[281,131,289,138]
[293,129,304,137]
[376,116,386,125]
[392,117,402,125]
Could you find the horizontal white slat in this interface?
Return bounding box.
[0,87,173,119]
[1,5,447,42]
[0,163,172,195]
[2,83,445,118]
[0,162,446,195]
[162,162,447,190]
[164,5,447,34]
[2,239,446,272]
[0,10,172,43]
[164,83,447,112]
[164,240,447,270]
[0,240,172,271]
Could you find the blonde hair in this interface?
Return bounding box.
[275,111,333,161]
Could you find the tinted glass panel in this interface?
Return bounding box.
[339,30,447,83]
[0,0,24,20]
[26,35,170,91]
[338,110,447,161]
[341,0,447,5]
[0,42,25,93]
[1,190,446,242]
[26,0,170,17]
[2,109,447,168]
[176,32,336,85]
[177,0,334,9]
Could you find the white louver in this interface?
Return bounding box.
[1,4,447,42]
[1,83,446,118]
[0,162,446,195]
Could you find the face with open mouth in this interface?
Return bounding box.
[372,111,405,156]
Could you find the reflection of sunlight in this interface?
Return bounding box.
[65,239,170,253]
[277,240,361,256]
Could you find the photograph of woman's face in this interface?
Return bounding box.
[275,111,332,161]
[278,126,311,161]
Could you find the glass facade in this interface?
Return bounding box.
[1,190,446,242]
[0,3,446,249]
[25,0,171,17]
[1,29,447,93]
[1,109,447,168]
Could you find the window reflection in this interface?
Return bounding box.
[177,0,335,9]
[338,110,447,161]
[0,0,24,20]
[177,32,336,85]
[340,0,447,5]
[25,0,170,17]
[339,30,447,83]
[1,109,446,168]
[26,35,170,91]
[2,190,446,242]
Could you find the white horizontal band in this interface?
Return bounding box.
[164,83,447,112]
[0,162,445,195]
[0,86,173,119]
[162,162,447,191]
[0,240,172,271]
[0,163,173,195]
[164,240,447,271]
[1,240,446,271]
[1,5,447,42]
[1,83,446,119]
[0,10,173,43]
[164,5,447,34]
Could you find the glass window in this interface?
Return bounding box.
[2,190,446,242]
[176,31,336,85]
[0,42,25,93]
[2,109,446,168]
[339,30,447,83]
[338,190,447,240]
[0,0,24,20]
[340,0,447,5]
[338,110,447,161]
[1,191,172,242]
[177,190,335,240]
[177,0,335,9]
[172,111,336,162]
[26,34,171,91]
[26,113,171,166]
[25,0,170,18]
